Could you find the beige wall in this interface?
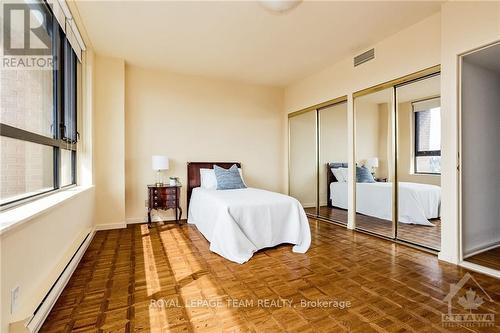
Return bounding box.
[125,65,284,222]
[356,100,392,181]
[355,99,381,174]
[319,102,348,205]
[289,110,316,207]
[285,13,441,113]
[377,103,392,180]
[0,189,94,332]
[93,56,125,227]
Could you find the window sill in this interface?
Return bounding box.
[411,173,441,177]
[0,185,94,236]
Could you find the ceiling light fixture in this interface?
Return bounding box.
[259,0,302,14]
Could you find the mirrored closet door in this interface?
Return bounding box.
[354,87,395,238]
[395,74,441,250]
[318,101,348,224]
[289,110,318,215]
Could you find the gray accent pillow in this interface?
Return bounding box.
[356,166,375,183]
[214,164,247,190]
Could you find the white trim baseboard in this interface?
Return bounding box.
[25,228,96,332]
[459,260,500,279]
[94,222,126,231]
[463,241,500,258]
[126,217,176,225]
[301,203,317,209]
[125,217,146,224]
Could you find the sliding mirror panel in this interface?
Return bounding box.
[289,110,318,215]
[318,101,348,224]
[461,43,500,271]
[395,74,441,250]
[354,87,395,237]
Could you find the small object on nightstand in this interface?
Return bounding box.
[147,184,182,228]
[375,177,388,182]
[169,176,179,186]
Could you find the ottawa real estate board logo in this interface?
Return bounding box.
[1,1,53,70]
[442,273,496,328]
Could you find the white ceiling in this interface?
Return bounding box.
[76,1,442,87]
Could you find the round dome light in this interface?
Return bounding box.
[259,0,302,14]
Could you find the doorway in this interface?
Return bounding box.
[460,42,500,271]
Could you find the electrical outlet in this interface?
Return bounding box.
[11,286,20,313]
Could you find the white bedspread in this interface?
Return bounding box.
[330,182,440,226]
[188,187,311,264]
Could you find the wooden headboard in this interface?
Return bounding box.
[186,162,241,214]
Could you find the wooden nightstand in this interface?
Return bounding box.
[147,184,182,227]
[375,178,388,182]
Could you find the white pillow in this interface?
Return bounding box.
[331,168,345,182]
[339,167,349,182]
[200,168,217,189]
[200,167,245,189]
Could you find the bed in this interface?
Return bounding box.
[187,162,311,264]
[327,163,441,226]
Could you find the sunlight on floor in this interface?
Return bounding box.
[160,224,245,331]
[140,224,169,329]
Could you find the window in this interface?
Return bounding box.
[413,98,441,174]
[0,1,78,206]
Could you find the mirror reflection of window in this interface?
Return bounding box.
[413,100,441,174]
[396,74,441,250]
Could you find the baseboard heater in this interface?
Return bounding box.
[11,230,95,333]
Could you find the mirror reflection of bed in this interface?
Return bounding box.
[326,163,441,249]
[348,74,441,250]
[396,74,441,250]
[292,74,442,251]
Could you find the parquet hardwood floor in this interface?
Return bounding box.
[40,219,499,332]
[305,206,441,250]
[466,246,500,271]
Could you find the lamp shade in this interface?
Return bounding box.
[152,155,169,170]
[366,157,379,169]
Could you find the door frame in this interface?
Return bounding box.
[457,40,500,266]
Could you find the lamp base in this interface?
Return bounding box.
[155,170,163,187]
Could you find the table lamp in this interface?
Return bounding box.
[152,155,169,186]
[365,157,379,176]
